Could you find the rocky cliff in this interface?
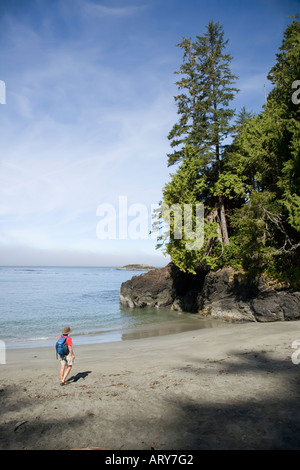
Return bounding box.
[120,263,300,322]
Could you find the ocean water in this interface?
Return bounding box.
[0,266,224,349]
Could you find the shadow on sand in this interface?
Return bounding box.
[67,371,92,383]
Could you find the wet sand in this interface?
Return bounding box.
[1,321,300,450]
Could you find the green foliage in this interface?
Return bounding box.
[154,19,300,286]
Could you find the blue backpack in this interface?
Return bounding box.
[55,335,69,359]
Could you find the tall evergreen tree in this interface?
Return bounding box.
[267,19,300,233]
[157,21,238,272]
[155,18,299,284]
[225,19,300,284]
[167,21,238,246]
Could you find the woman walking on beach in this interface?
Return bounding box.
[57,326,75,386]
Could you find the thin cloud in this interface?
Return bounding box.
[83,2,148,18]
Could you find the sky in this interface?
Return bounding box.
[0,0,298,267]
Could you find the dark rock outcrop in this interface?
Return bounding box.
[120,263,300,322]
[119,264,175,308]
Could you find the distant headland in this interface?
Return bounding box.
[116,264,156,271]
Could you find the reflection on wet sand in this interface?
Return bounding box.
[121,317,229,341]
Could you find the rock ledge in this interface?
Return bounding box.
[120,263,300,322]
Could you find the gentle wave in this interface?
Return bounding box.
[7,330,118,343]
[71,329,118,337]
[5,336,52,344]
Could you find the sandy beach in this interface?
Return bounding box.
[1,320,300,450]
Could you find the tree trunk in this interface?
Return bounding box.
[219,197,229,245]
[215,139,230,245]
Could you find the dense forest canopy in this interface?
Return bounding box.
[154,19,300,289]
